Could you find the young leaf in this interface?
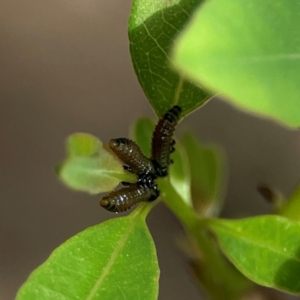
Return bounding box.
[169,141,192,207]
[131,117,155,157]
[67,133,102,157]
[57,133,136,194]
[173,0,300,127]
[207,215,300,294]
[128,0,211,118]
[17,207,159,300]
[182,133,226,216]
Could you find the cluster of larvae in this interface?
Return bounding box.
[100,106,182,213]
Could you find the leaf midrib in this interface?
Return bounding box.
[85,217,139,300]
[212,221,300,262]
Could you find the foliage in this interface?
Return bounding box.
[173,0,300,127]
[17,0,300,299]
[17,207,159,300]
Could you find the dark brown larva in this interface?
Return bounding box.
[100,184,159,213]
[109,138,155,175]
[100,105,182,213]
[151,105,182,176]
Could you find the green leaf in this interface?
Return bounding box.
[182,133,226,216]
[58,157,134,194]
[131,117,155,157]
[57,133,136,194]
[67,133,102,157]
[173,0,300,127]
[17,206,159,300]
[128,0,211,118]
[169,141,192,207]
[207,215,300,293]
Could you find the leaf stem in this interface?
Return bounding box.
[158,178,251,298]
[131,201,159,220]
[277,181,300,221]
[158,177,198,230]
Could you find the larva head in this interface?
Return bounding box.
[148,185,160,201]
[109,138,126,150]
[172,105,182,115]
[100,198,116,212]
[164,105,182,123]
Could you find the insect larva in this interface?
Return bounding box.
[100,106,181,213]
[151,105,182,176]
[100,184,159,213]
[109,138,155,175]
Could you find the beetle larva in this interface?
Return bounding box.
[151,105,181,176]
[100,184,159,213]
[109,138,155,175]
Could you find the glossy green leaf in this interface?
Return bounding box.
[173,0,300,127]
[131,117,155,157]
[57,133,136,194]
[128,0,211,118]
[182,133,226,216]
[17,206,159,300]
[207,215,300,293]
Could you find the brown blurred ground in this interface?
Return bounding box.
[1,1,300,299]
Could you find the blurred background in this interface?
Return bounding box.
[1,1,300,299]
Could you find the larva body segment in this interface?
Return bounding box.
[100,184,159,213]
[109,138,155,174]
[151,105,182,176]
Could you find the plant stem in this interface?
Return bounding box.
[158,177,252,298]
[277,181,300,221]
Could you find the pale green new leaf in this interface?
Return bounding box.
[182,133,226,216]
[67,133,102,157]
[131,117,155,157]
[169,141,192,207]
[57,133,136,194]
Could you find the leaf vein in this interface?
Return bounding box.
[215,224,300,262]
[85,217,140,300]
[142,23,171,63]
